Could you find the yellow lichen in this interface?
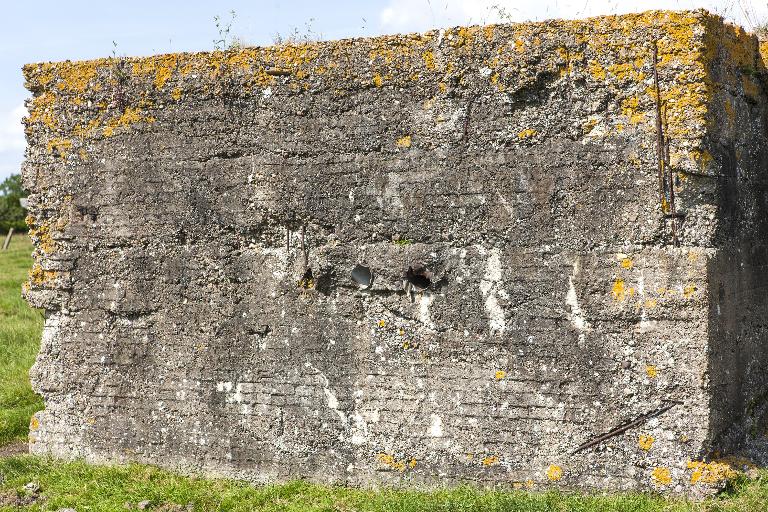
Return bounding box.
[28,263,59,287]
[55,61,99,93]
[30,417,39,430]
[422,50,436,71]
[582,118,598,135]
[607,61,646,82]
[690,149,713,170]
[620,258,633,269]
[451,27,475,48]
[688,461,736,485]
[495,370,506,381]
[102,107,155,137]
[372,74,384,87]
[377,319,386,328]
[651,467,672,486]
[73,119,100,141]
[546,464,563,481]
[683,284,698,298]
[483,25,495,42]
[297,274,314,289]
[611,278,626,301]
[154,55,177,89]
[482,455,499,466]
[646,365,658,378]
[26,92,58,131]
[517,128,537,139]
[587,60,606,80]
[395,135,412,148]
[46,138,72,158]
[621,96,646,125]
[638,434,655,451]
[171,87,183,101]
[28,222,57,254]
[377,453,415,472]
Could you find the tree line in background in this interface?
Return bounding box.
[0,174,27,233]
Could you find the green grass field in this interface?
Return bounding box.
[0,235,43,446]
[1,234,768,510]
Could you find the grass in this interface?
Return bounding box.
[0,456,767,512]
[1,235,768,510]
[0,456,686,512]
[0,235,43,446]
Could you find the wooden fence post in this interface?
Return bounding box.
[2,227,14,251]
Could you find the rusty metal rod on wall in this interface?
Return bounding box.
[652,41,679,247]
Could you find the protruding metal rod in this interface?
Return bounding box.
[571,400,682,454]
[652,42,679,247]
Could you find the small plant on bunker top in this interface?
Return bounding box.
[213,10,238,51]
[272,18,322,45]
[727,1,768,40]
[488,4,518,23]
[109,41,129,110]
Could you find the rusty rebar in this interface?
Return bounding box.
[652,42,679,247]
[572,400,681,454]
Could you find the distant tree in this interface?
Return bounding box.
[0,173,28,233]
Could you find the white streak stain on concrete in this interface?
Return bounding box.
[307,363,372,445]
[565,260,590,343]
[308,363,348,426]
[419,293,435,329]
[478,247,506,335]
[428,414,444,437]
[350,412,369,445]
[495,190,515,219]
[635,271,657,333]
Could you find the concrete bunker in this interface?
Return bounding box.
[20,9,768,494]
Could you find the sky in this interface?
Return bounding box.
[0,0,764,181]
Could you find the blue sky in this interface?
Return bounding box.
[0,0,761,181]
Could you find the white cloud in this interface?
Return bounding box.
[379,0,768,33]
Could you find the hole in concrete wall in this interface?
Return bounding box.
[298,268,314,289]
[351,264,373,288]
[405,263,432,291]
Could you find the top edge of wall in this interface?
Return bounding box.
[21,9,741,86]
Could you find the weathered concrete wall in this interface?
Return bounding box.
[20,9,768,494]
